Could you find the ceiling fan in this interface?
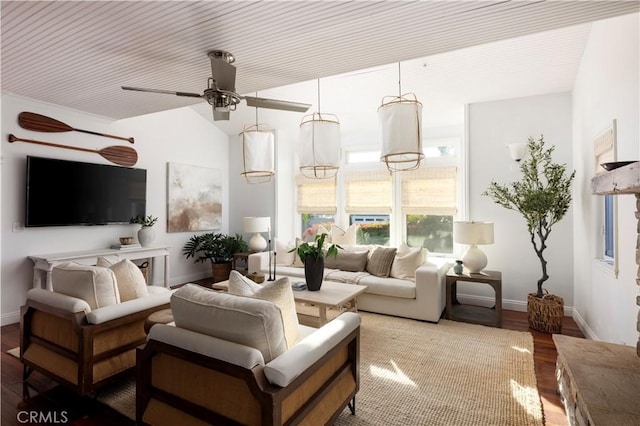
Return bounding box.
[122,50,311,121]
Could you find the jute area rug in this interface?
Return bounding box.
[95,312,543,425]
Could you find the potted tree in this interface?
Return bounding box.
[290,233,341,291]
[131,215,158,247]
[483,135,575,333]
[183,233,248,282]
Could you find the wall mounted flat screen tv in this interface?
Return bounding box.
[26,156,147,227]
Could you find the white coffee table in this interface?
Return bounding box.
[212,278,367,327]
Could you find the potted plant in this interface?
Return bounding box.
[131,215,158,247]
[290,233,341,291]
[483,135,575,333]
[183,233,248,282]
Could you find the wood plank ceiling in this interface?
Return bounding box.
[1,1,638,121]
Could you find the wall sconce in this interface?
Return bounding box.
[243,216,270,252]
[453,221,494,274]
[507,142,528,162]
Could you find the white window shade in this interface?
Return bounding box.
[241,125,274,183]
[401,166,458,215]
[593,121,616,174]
[299,112,341,179]
[296,174,337,214]
[345,170,392,213]
[378,94,424,171]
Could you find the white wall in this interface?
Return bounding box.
[468,92,574,312]
[1,93,229,325]
[572,13,639,345]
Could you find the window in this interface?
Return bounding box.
[345,169,392,245]
[603,195,614,259]
[296,175,336,241]
[350,214,390,245]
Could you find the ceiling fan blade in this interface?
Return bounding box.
[244,96,311,113]
[210,59,236,92]
[213,110,230,121]
[121,86,202,98]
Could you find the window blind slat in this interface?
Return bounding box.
[296,175,337,214]
[345,170,392,213]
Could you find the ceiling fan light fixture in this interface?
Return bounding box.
[299,112,340,179]
[240,123,275,184]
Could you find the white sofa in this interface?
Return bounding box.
[248,248,452,322]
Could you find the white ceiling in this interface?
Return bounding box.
[2,1,638,136]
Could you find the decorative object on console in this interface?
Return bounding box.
[243,216,270,252]
[8,134,138,167]
[240,103,275,183]
[131,215,158,247]
[18,111,135,143]
[483,135,575,333]
[453,260,464,274]
[290,233,341,291]
[299,79,341,179]
[453,221,494,274]
[183,232,248,282]
[167,162,222,232]
[378,62,424,172]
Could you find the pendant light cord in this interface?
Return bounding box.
[398,62,402,97]
[255,92,259,125]
[317,79,321,113]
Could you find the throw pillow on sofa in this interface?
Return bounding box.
[366,247,397,278]
[108,259,149,302]
[52,262,120,309]
[390,244,425,281]
[324,250,368,272]
[275,238,296,266]
[228,271,299,348]
[171,283,288,363]
[330,224,357,245]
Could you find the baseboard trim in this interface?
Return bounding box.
[571,308,598,340]
[1,311,20,326]
[457,293,574,316]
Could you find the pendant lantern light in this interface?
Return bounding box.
[299,79,340,179]
[240,104,275,184]
[378,62,424,171]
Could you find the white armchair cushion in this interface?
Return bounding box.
[108,259,149,301]
[52,262,120,309]
[171,284,287,363]
[26,288,91,314]
[85,288,171,324]
[228,271,299,348]
[264,312,361,387]
[148,324,265,369]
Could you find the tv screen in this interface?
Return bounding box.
[26,156,147,227]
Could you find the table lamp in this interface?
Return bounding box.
[243,217,270,252]
[453,221,494,274]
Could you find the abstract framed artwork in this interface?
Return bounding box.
[167,163,222,232]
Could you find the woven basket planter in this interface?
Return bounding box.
[211,262,232,283]
[527,292,564,333]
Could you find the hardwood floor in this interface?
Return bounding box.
[2,308,583,425]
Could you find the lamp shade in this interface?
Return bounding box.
[240,124,274,184]
[453,221,494,245]
[243,217,270,233]
[299,112,341,179]
[507,142,528,162]
[378,94,424,171]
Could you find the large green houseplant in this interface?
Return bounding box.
[290,233,341,291]
[183,233,248,282]
[483,135,575,332]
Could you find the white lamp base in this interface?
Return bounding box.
[248,233,267,252]
[462,245,488,274]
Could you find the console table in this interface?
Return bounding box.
[446,269,502,327]
[29,245,171,290]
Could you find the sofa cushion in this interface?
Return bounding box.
[108,259,149,302]
[171,284,287,362]
[358,275,416,299]
[330,224,357,245]
[324,250,368,272]
[390,245,425,281]
[366,247,397,278]
[228,271,299,348]
[275,266,307,278]
[52,262,120,309]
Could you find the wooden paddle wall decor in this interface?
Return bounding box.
[18,112,135,144]
[8,134,138,167]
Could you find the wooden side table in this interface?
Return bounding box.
[232,252,250,275]
[445,269,502,327]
